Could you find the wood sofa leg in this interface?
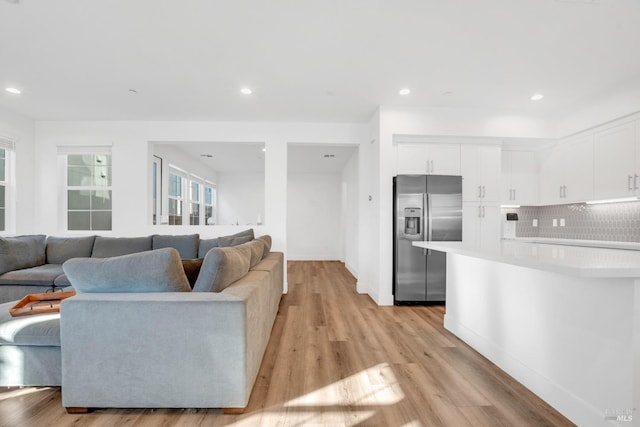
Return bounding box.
[223,407,245,415]
[66,407,89,414]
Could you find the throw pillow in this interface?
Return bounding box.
[152,234,199,259]
[0,235,46,275]
[91,236,153,258]
[192,245,251,293]
[46,235,96,264]
[63,248,191,293]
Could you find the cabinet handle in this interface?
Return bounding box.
[430,160,434,173]
[478,185,482,198]
[481,185,486,198]
[563,186,567,198]
[477,206,481,218]
[559,186,563,198]
[635,174,639,190]
[513,189,516,200]
[482,206,485,218]
[629,175,634,191]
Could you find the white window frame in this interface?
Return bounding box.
[189,175,203,225]
[152,156,162,225]
[168,166,187,225]
[58,145,113,233]
[0,137,15,234]
[204,182,217,225]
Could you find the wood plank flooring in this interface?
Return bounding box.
[0,261,574,426]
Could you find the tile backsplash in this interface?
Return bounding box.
[501,200,640,242]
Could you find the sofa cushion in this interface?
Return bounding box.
[63,248,191,293]
[192,245,251,293]
[46,235,96,264]
[197,238,219,258]
[0,300,60,346]
[0,235,46,275]
[152,234,199,259]
[218,234,253,247]
[91,236,152,258]
[0,264,64,286]
[256,235,272,258]
[236,240,265,269]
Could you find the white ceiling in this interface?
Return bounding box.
[1,0,640,123]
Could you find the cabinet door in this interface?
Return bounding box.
[509,151,538,205]
[462,203,481,249]
[593,121,636,199]
[478,146,501,202]
[561,134,594,203]
[461,145,500,202]
[427,144,461,175]
[479,204,501,251]
[397,144,429,174]
[501,152,514,203]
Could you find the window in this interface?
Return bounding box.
[66,153,112,231]
[0,139,14,232]
[168,170,185,225]
[204,183,216,225]
[190,179,201,225]
[152,156,162,225]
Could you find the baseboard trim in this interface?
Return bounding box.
[444,314,612,427]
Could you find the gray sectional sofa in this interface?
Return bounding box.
[0,230,283,413]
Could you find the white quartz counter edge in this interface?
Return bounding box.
[512,237,640,251]
[412,240,640,278]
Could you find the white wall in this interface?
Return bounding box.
[217,171,264,226]
[0,107,35,234]
[341,148,359,276]
[30,120,368,291]
[287,173,342,260]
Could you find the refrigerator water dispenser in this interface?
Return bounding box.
[404,207,422,236]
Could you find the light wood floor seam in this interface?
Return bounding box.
[0,261,574,426]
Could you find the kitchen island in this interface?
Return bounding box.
[413,240,640,427]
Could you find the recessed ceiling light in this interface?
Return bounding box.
[240,87,252,95]
[262,148,266,152]
[323,154,335,158]
[5,87,21,95]
[399,88,411,96]
[530,93,544,101]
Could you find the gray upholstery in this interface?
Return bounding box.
[0,300,62,386]
[0,301,61,346]
[46,235,96,264]
[236,240,265,268]
[0,235,46,275]
[91,236,152,258]
[60,251,283,409]
[0,264,63,286]
[256,235,272,257]
[63,248,191,293]
[192,246,251,293]
[218,234,253,247]
[152,234,199,259]
[197,238,219,258]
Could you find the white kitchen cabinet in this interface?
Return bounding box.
[538,134,594,204]
[593,120,639,199]
[397,143,460,175]
[462,202,501,251]
[461,145,501,202]
[501,150,538,205]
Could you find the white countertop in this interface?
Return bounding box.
[412,240,640,278]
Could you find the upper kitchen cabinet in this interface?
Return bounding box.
[539,134,594,205]
[593,120,639,199]
[461,144,501,202]
[396,143,460,175]
[501,150,538,205]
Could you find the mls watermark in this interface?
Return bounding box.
[604,407,635,422]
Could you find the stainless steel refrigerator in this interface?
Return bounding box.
[393,175,462,304]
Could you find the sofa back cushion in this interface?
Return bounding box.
[256,235,272,258]
[46,235,96,264]
[91,236,152,258]
[236,239,265,269]
[192,245,251,293]
[63,248,191,293]
[197,229,255,257]
[0,235,46,275]
[197,238,219,258]
[152,234,199,259]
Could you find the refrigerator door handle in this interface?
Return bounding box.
[425,193,432,242]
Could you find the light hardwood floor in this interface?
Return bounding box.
[0,261,574,426]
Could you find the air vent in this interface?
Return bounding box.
[200,154,213,158]
[323,154,335,158]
